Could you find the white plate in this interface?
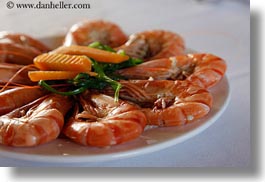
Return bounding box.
[0,37,231,163]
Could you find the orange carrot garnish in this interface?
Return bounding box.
[52,45,129,64]
[33,53,92,72]
[28,71,97,82]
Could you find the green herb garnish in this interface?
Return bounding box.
[89,41,115,52]
[89,41,143,75]
[39,42,143,101]
[91,59,122,101]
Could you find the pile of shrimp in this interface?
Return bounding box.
[0,20,226,147]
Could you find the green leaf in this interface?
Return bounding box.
[88,41,115,52]
[39,80,88,96]
[39,42,143,99]
[91,59,122,101]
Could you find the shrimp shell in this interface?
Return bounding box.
[0,94,72,147]
[63,93,147,147]
[0,87,46,116]
[0,32,50,65]
[116,53,227,89]
[64,20,128,47]
[0,32,50,53]
[104,80,212,126]
[116,30,185,61]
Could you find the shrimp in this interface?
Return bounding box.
[0,94,73,147]
[0,87,47,116]
[104,80,212,126]
[116,30,185,61]
[0,32,50,53]
[0,32,50,65]
[64,20,128,48]
[63,92,147,147]
[0,63,36,85]
[116,53,227,89]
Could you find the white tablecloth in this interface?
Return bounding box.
[0,0,250,167]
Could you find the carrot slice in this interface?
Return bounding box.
[33,53,92,71]
[51,45,129,64]
[28,71,97,82]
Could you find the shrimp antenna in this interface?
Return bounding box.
[0,64,37,93]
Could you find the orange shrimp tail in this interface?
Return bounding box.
[186,54,227,88]
[143,102,210,126]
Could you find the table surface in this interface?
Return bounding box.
[0,0,250,167]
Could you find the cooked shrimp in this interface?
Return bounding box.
[64,20,127,47]
[0,32,50,52]
[116,53,226,89]
[104,80,212,126]
[116,30,185,61]
[0,32,50,65]
[0,41,40,65]
[0,63,36,85]
[0,94,72,147]
[63,92,147,147]
[0,87,46,116]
